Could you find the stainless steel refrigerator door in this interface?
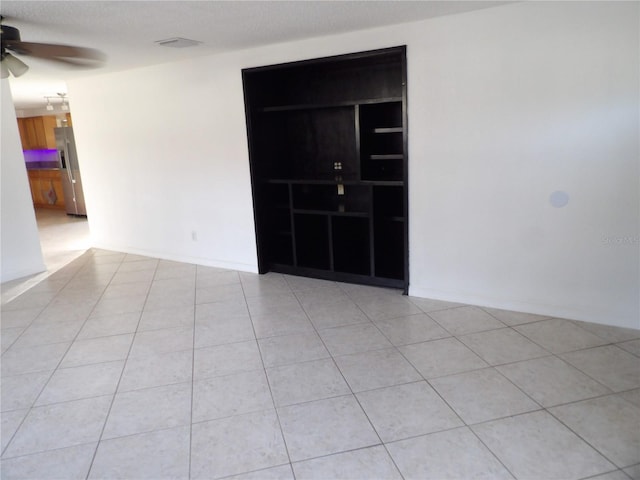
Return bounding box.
[55,127,87,216]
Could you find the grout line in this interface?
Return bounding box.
[83,255,159,480]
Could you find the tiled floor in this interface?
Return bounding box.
[1,248,639,479]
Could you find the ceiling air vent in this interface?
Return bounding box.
[155,37,201,48]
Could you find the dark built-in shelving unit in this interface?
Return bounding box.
[242,46,408,290]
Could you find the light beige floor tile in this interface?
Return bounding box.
[225,465,294,480]
[128,326,193,358]
[428,306,505,335]
[354,295,421,321]
[399,337,488,379]
[430,368,540,424]
[35,361,124,406]
[196,283,245,304]
[482,307,550,326]
[304,300,370,330]
[12,320,83,349]
[472,411,615,480]
[374,313,450,346]
[459,327,550,365]
[193,370,273,423]
[246,293,301,317]
[77,311,141,339]
[4,396,112,458]
[137,305,194,332]
[1,442,96,480]
[387,427,514,480]
[515,318,608,354]
[278,395,380,462]
[190,410,288,479]
[195,270,241,289]
[1,408,29,452]
[251,310,316,339]
[407,297,464,313]
[619,389,640,409]
[1,326,24,353]
[194,314,254,348]
[550,395,640,467]
[618,339,640,357]
[1,342,70,377]
[561,345,640,392]
[572,320,640,343]
[357,381,463,442]
[625,464,640,480]
[294,286,351,309]
[319,323,392,356]
[1,371,52,411]
[118,349,193,392]
[333,348,421,392]
[497,355,611,407]
[60,334,133,368]
[293,445,402,480]
[266,358,350,407]
[258,332,330,368]
[1,307,44,328]
[194,340,262,380]
[102,382,191,439]
[89,426,190,479]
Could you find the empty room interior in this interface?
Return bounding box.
[1,1,639,479]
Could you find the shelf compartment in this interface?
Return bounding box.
[254,107,358,180]
[373,186,404,219]
[294,214,330,270]
[332,217,371,276]
[292,183,370,214]
[370,154,403,160]
[373,218,405,280]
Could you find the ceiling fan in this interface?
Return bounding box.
[1,16,105,78]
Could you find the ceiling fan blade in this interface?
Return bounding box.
[5,41,105,66]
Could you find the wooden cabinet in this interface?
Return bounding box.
[17,116,58,150]
[27,169,66,210]
[242,47,409,290]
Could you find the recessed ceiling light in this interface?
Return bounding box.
[154,37,202,49]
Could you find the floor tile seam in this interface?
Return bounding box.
[193,365,266,384]
[287,443,399,468]
[238,275,295,470]
[568,319,640,344]
[0,439,98,462]
[215,462,293,480]
[544,407,625,470]
[540,389,639,412]
[263,353,339,372]
[115,378,194,396]
[556,348,637,393]
[84,259,160,480]
[347,378,430,396]
[191,406,280,427]
[188,271,197,480]
[29,391,116,411]
[495,352,616,400]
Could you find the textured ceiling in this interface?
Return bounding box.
[2,1,509,109]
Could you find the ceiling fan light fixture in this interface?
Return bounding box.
[1,52,29,78]
[45,98,54,111]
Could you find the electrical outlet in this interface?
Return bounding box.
[191,231,198,241]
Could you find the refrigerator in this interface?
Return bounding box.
[55,126,87,216]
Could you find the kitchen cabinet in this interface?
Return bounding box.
[17,116,58,150]
[242,46,409,290]
[27,169,66,210]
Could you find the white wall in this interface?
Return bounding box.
[68,1,639,328]
[1,80,45,282]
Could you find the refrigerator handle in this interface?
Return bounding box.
[65,141,76,184]
[58,149,66,169]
